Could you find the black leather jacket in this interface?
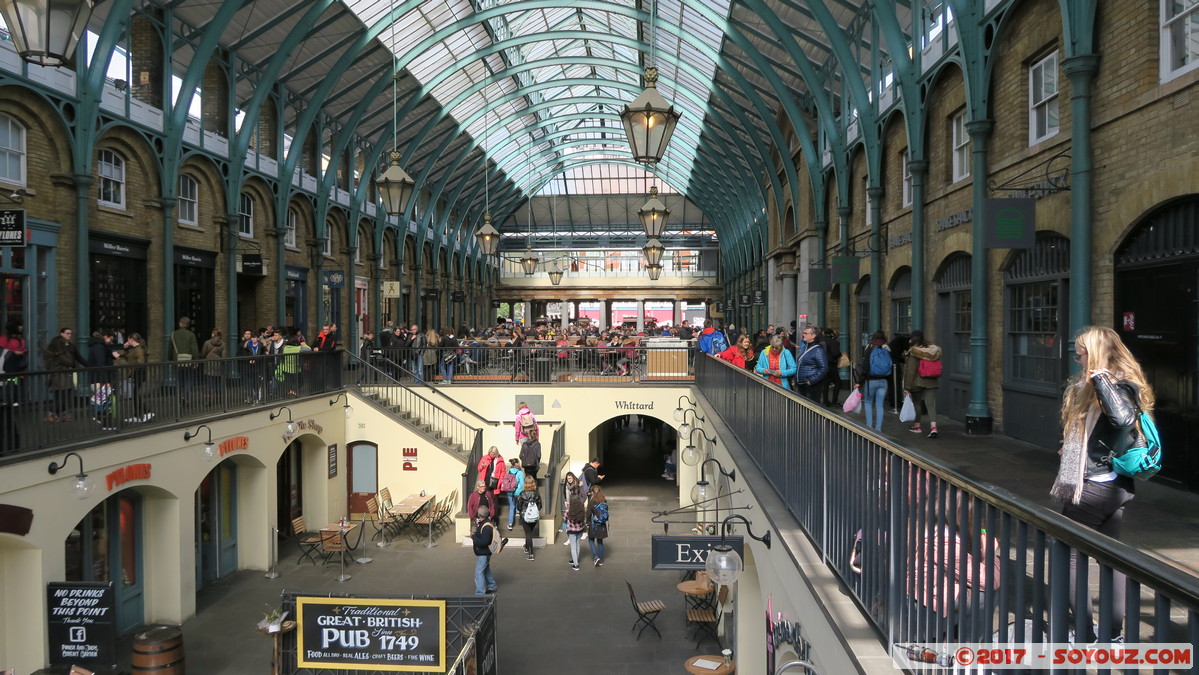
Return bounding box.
[1086,372,1141,482]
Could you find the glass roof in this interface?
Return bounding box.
[342,0,731,199]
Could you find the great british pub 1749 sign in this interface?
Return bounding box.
[297,597,447,671]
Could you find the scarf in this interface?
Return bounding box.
[1050,408,1099,504]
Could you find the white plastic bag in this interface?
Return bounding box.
[843,389,862,414]
[899,393,916,423]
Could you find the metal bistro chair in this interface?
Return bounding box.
[292,516,325,566]
[367,497,397,545]
[687,584,729,649]
[625,580,665,640]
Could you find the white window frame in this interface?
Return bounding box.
[285,210,298,248]
[355,230,364,263]
[177,174,198,225]
[322,231,332,257]
[0,114,26,186]
[1028,51,1060,145]
[864,181,873,227]
[97,149,126,208]
[901,149,913,207]
[951,111,970,183]
[238,193,254,238]
[1162,0,1199,81]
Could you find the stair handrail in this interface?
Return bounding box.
[349,353,562,430]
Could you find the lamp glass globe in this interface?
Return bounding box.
[681,445,700,466]
[286,421,297,435]
[691,480,710,505]
[678,422,691,438]
[673,407,685,422]
[705,546,743,586]
[74,475,94,499]
[343,404,354,419]
[204,443,216,462]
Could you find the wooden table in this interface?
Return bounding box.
[318,522,359,581]
[677,577,715,612]
[684,655,734,674]
[386,493,433,537]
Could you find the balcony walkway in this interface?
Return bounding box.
[28,378,1199,672]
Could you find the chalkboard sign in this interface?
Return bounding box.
[46,581,117,668]
[296,597,447,671]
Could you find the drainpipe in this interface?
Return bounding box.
[837,206,851,350]
[867,186,884,331]
[1063,54,1100,366]
[965,119,994,435]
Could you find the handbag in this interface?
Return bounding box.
[843,388,862,414]
[442,351,456,364]
[172,333,192,361]
[590,521,608,539]
[899,393,917,423]
[837,353,850,369]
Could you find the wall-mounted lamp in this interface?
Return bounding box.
[270,406,297,434]
[677,408,705,439]
[680,428,718,467]
[329,393,354,419]
[47,452,94,499]
[1,188,29,204]
[184,424,216,462]
[673,395,698,422]
[690,457,734,525]
[706,514,771,585]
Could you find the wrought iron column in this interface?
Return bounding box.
[907,160,929,330]
[966,119,995,435]
[1064,54,1100,360]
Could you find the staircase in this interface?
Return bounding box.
[350,359,481,459]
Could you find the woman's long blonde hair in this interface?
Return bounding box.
[1060,326,1154,433]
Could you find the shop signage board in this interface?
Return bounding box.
[328,444,338,479]
[752,289,766,306]
[738,293,752,308]
[241,253,264,275]
[324,270,346,288]
[983,197,1036,249]
[650,535,744,570]
[0,209,25,247]
[296,597,447,671]
[383,281,401,298]
[46,581,117,669]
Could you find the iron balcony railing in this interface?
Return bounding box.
[0,351,345,458]
[695,354,1199,657]
[364,343,696,383]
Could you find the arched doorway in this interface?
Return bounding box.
[934,254,971,422]
[588,414,676,485]
[65,490,145,634]
[1115,196,1199,490]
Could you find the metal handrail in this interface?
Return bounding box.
[351,358,482,458]
[695,353,1199,649]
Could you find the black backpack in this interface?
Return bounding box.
[519,440,539,467]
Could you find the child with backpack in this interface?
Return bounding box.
[501,458,526,530]
[515,476,542,561]
[854,330,893,432]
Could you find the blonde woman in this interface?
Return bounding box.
[1052,325,1154,641]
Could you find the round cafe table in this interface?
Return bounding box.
[684,654,734,675]
[677,577,715,612]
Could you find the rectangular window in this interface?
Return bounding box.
[856,299,870,348]
[0,115,26,185]
[322,234,332,257]
[178,175,198,225]
[864,183,873,226]
[952,290,972,374]
[97,149,125,208]
[1007,280,1060,384]
[285,210,297,248]
[1163,0,1199,81]
[238,193,253,237]
[891,298,912,336]
[951,111,970,182]
[1029,51,1060,145]
[901,149,912,207]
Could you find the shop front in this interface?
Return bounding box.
[65,491,144,635]
[195,461,238,589]
[175,246,217,337]
[285,265,308,334]
[89,233,149,337]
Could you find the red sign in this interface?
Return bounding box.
[219,436,249,458]
[105,463,151,491]
[402,447,418,471]
[1123,312,1135,331]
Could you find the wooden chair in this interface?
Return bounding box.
[410,496,444,542]
[292,516,324,565]
[434,490,457,533]
[378,487,394,510]
[368,497,397,543]
[625,580,665,640]
[319,530,349,566]
[686,584,729,649]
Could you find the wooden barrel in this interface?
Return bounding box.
[131,625,185,674]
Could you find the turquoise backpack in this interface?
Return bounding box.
[1111,410,1162,480]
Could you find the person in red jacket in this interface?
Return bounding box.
[717,334,755,369]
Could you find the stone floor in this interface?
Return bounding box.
[37,405,1199,674]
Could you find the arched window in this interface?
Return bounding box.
[178,174,199,225]
[97,149,125,207]
[0,114,26,185]
[889,268,912,336]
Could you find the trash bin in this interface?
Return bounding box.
[131,625,185,674]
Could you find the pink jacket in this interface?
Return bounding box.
[515,407,538,442]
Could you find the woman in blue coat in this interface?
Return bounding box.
[756,334,798,390]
